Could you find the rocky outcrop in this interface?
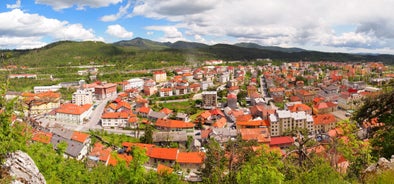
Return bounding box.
[364,155,394,174]
[2,151,46,184]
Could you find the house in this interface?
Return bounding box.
[88,142,112,165]
[250,105,275,120]
[247,85,258,97]
[176,152,205,171]
[22,91,61,115]
[154,119,194,131]
[50,133,89,160]
[55,103,92,124]
[295,89,315,104]
[287,103,312,115]
[148,147,179,166]
[269,136,294,148]
[160,108,173,116]
[189,83,201,93]
[313,102,337,114]
[236,119,270,129]
[176,112,190,122]
[153,131,188,147]
[32,130,53,144]
[202,91,217,109]
[148,111,168,122]
[269,110,314,136]
[137,106,151,117]
[122,78,144,91]
[108,154,133,166]
[153,71,167,83]
[159,88,173,97]
[94,83,117,100]
[212,117,227,128]
[210,128,237,143]
[313,114,337,133]
[227,93,238,109]
[239,128,271,144]
[101,111,136,128]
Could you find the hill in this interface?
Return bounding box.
[2,38,394,68]
[234,42,305,53]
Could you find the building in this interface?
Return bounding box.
[101,111,137,129]
[55,103,93,124]
[22,91,61,115]
[153,71,167,83]
[227,93,238,109]
[94,83,117,100]
[123,78,144,91]
[72,89,94,105]
[313,114,337,133]
[239,128,271,144]
[313,102,338,114]
[295,89,315,104]
[202,91,217,109]
[8,74,37,79]
[33,85,62,93]
[176,152,205,171]
[159,88,173,97]
[269,110,314,136]
[154,119,194,131]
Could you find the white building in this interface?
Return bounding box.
[72,89,94,106]
[269,110,314,136]
[34,85,62,93]
[55,104,93,124]
[123,78,144,91]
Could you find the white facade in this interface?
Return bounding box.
[269,110,314,136]
[124,78,144,90]
[72,89,94,105]
[56,107,92,124]
[34,85,62,93]
[101,118,129,128]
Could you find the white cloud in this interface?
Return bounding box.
[35,0,122,10]
[132,0,394,51]
[145,26,185,42]
[6,0,21,9]
[0,9,103,49]
[146,31,154,35]
[106,24,133,39]
[101,0,132,22]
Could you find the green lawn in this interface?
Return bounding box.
[161,101,195,111]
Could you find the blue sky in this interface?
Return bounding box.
[1,0,394,54]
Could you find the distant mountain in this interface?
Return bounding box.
[170,41,209,49]
[234,42,305,53]
[2,37,394,67]
[113,37,169,49]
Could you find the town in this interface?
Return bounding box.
[3,60,394,182]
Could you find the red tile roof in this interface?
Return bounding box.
[148,147,178,161]
[313,114,337,125]
[108,154,133,166]
[239,128,271,143]
[155,119,194,129]
[138,106,151,114]
[176,152,205,164]
[237,119,270,127]
[89,142,112,162]
[209,108,224,116]
[157,164,173,175]
[269,136,294,147]
[122,142,155,152]
[213,117,227,128]
[56,103,92,115]
[288,103,311,112]
[71,131,89,143]
[199,111,211,119]
[101,112,129,119]
[160,108,173,115]
[32,131,53,144]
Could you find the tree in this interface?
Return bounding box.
[140,124,153,144]
[201,138,227,183]
[353,90,394,159]
[236,147,285,184]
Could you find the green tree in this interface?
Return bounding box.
[237,147,284,184]
[201,138,227,183]
[140,124,153,144]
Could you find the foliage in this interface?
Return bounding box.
[201,138,227,183]
[89,130,139,147]
[140,124,154,144]
[236,148,284,184]
[353,90,394,159]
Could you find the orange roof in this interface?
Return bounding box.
[157,164,173,175]
[102,112,129,119]
[32,131,53,144]
[155,119,194,129]
[160,108,173,115]
[128,117,138,123]
[71,131,89,143]
[239,128,271,143]
[227,93,237,99]
[148,147,178,160]
[288,103,311,112]
[89,142,112,162]
[269,87,285,93]
[313,114,337,125]
[176,152,205,164]
[199,111,211,119]
[108,154,133,166]
[122,142,155,152]
[160,88,172,92]
[314,102,337,110]
[213,117,227,128]
[237,119,270,127]
[138,106,151,114]
[56,103,92,115]
[236,114,253,122]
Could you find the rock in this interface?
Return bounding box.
[364,155,394,175]
[2,151,46,184]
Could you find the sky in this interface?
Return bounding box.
[1,0,394,54]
